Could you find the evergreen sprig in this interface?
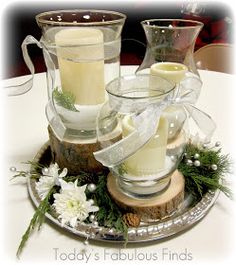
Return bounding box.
[92,175,128,242]
[178,143,232,200]
[10,161,44,180]
[63,171,97,186]
[16,186,56,258]
[53,87,79,112]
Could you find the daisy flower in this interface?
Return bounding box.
[53,179,99,228]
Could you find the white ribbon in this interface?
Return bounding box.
[4,36,40,96]
[4,35,56,97]
[94,76,216,167]
[4,35,66,138]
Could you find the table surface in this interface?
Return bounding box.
[2,66,236,264]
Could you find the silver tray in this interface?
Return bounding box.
[27,142,220,243]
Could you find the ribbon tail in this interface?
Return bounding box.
[3,35,64,140]
[4,35,55,98]
[184,103,216,142]
[4,35,42,96]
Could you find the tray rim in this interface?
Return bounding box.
[27,141,220,243]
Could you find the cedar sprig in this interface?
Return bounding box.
[92,175,128,242]
[178,143,233,200]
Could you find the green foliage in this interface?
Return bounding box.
[178,143,232,200]
[63,171,97,186]
[16,186,56,258]
[53,87,79,112]
[92,175,128,242]
[116,163,127,176]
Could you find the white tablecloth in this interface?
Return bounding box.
[2,66,236,265]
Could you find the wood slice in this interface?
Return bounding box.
[48,126,104,175]
[107,170,185,221]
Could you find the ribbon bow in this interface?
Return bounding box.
[94,76,216,167]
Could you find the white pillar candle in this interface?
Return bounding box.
[55,28,105,105]
[150,62,188,83]
[162,105,187,141]
[122,116,168,175]
[150,62,188,141]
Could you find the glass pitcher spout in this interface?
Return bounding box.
[136,19,203,76]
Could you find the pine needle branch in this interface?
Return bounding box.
[16,186,56,258]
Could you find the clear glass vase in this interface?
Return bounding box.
[137,19,203,77]
[33,10,126,174]
[35,10,126,142]
[94,74,189,197]
[136,19,203,145]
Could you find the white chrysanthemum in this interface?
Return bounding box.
[36,163,68,199]
[53,179,99,228]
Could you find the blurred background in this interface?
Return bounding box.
[2,1,234,79]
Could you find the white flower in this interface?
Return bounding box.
[53,179,99,228]
[36,163,68,199]
[189,133,209,147]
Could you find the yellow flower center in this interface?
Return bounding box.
[67,200,81,211]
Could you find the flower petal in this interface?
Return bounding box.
[69,217,78,228]
[59,168,68,179]
[36,176,54,199]
[79,184,87,193]
[58,179,66,189]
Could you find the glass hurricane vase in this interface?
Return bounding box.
[94,74,189,197]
